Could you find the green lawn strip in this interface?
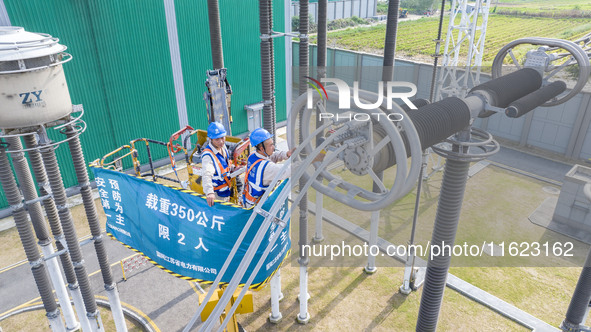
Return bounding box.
[309,15,591,66]
[294,161,587,327]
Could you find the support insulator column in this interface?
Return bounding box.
[65,126,127,331]
[39,131,104,332]
[0,143,65,331]
[267,0,276,137]
[7,136,80,331]
[416,125,499,331]
[561,184,591,331]
[259,0,275,139]
[206,0,224,70]
[297,0,311,325]
[313,0,328,244]
[416,158,470,331]
[23,134,92,331]
[382,0,400,86]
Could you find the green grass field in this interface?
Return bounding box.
[494,0,591,15]
[310,14,591,66]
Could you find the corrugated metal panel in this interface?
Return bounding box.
[0,0,286,210]
[3,0,120,196]
[176,0,286,134]
[87,1,179,148]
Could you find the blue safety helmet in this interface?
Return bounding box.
[207,122,227,139]
[250,128,273,147]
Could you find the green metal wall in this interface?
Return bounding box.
[0,0,286,210]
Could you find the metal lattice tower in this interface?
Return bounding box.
[434,0,490,101]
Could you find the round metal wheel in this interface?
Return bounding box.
[287,87,422,211]
[492,37,590,107]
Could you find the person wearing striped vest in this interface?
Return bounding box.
[202,122,233,207]
[242,128,295,208]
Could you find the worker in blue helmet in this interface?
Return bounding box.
[202,122,232,206]
[242,128,295,208]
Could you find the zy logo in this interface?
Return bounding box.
[20,90,43,104]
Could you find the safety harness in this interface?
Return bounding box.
[202,145,232,196]
[242,158,268,207]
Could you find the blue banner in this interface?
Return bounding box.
[91,167,290,288]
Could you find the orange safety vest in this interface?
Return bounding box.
[242,158,268,207]
[202,145,232,196]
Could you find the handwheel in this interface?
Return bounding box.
[287,87,422,211]
[492,37,590,107]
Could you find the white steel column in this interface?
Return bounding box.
[48,311,66,332]
[69,283,93,332]
[41,246,80,331]
[106,285,127,332]
[269,270,283,323]
[365,210,379,274]
[297,266,310,324]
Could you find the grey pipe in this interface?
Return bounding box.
[207,0,224,69]
[0,144,61,326]
[23,134,78,285]
[416,157,470,331]
[39,138,102,324]
[382,0,400,85]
